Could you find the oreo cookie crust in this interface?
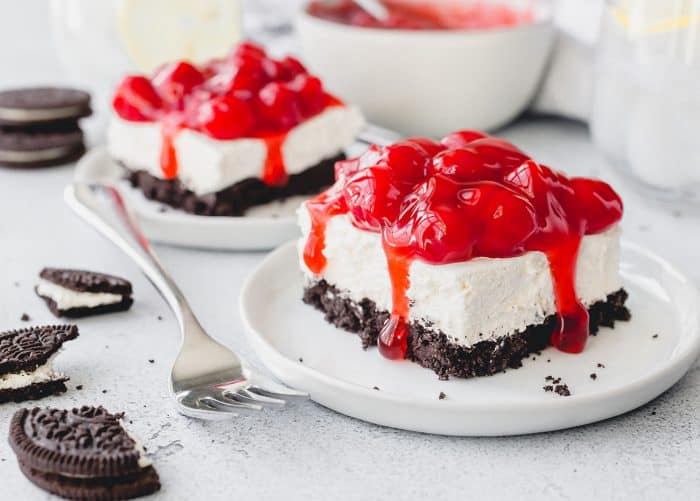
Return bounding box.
[125,152,343,217]
[0,124,85,168]
[9,406,161,500]
[0,325,79,404]
[303,280,631,379]
[37,268,134,319]
[0,87,92,126]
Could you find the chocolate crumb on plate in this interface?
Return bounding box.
[652,334,659,339]
[554,384,571,397]
[372,386,380,391]
[438,392,447,400]
[597,363,606,368]
[20,313,30,322]
[590,373,597,380]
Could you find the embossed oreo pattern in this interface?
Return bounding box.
[0,325,78,376]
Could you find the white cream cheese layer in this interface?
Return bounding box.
[298,210,623,348]
[0,353,61,390]
[36,279,123,310]
[107,106,366,196]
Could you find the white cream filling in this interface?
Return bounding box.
[123,424,152,468]
[36,279,123,310]
[107,106,366,196]
[0,353,61,390]
[298,210,623,348]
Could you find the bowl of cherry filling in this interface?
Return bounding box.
[298,0,555,136]
[76,42,367,250]
[240,130,700,435]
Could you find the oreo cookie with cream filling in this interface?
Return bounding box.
[0,325,79,404]
[0,87,91,126]
[9,406,161,500]
[0,123,85,168]
[36,268,134,318]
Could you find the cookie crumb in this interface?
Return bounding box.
[148,359,154,364]
[157,315,163,321]
[102,389,108,394]
[597,363,605,368]
[75,385,83,391]
[652,333,659,339]
[547,359,551,363]
[543,385,554,392]
[651,411,657,416]
[298,357,304,363]
[372,386,380,391]
[554,384,571,397]
[20,313,30,322]
[438,392,446,400]
[590,373,597,380]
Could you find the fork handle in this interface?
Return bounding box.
[65,183,197,333]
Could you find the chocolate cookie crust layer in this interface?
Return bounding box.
[0,379,69,404]
[125,152,344,217]
[303,280,631,380]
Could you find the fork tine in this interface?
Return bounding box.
[201,396,263,415]
[224,389,287,407]
[247,374,309,400]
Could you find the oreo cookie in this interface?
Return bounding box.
[0,123,86,168]
[0,325,79,404]
[0,87,91,126]
[9,406,161,500]
[36,268,134,318]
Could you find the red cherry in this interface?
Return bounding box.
[407,137,446,157]
[280,56,308,78]
[152,61,205,109]
[257,82,304,130]
[233,42,267,60]
[377,141,431,183]
[334,158,361,181]
[261,58,285,81]
[472,183,537,257]
[342,166,400,231]
[193,95,256,139]
[570,178,623,234]
[287,74,325,115]
[112,76,163,121]
[431,148,493,182]
[440,130,489,149]
[469,138,530,172]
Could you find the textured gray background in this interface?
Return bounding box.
[0,2,698,500]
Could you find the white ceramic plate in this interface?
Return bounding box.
[240,241,700,436]
[75,144,373,251]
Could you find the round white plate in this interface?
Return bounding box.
[240,240,700,436]
[75,145,369,251]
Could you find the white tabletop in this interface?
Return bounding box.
[1,3,699,500]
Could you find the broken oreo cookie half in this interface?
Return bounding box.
[36,268,133,319]
[9,405,160,500]
[0,324,79,404]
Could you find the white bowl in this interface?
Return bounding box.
[297,3,555,137]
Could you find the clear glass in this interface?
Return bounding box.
[591,0,700,203]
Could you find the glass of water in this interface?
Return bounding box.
[590,0,700,203]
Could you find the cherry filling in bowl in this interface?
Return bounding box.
[306,0,535,30]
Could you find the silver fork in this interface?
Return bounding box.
[65,182,307,420]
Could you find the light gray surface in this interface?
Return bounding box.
[1,2,699,500]
[1,119,698,501]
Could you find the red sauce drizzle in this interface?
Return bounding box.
[112,42,341,183]
[303,132,624,359]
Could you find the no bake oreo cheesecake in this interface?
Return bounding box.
[299,131,630,379]
[108,42,365,216]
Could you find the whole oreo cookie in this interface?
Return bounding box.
[0,124,86,168]
[9,406,161,500]
[0,87,91,126]
[0,325,79,404]
[37,268,134,318]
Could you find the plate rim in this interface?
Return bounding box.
[240,239,700,417]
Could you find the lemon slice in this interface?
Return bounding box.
[612,0,700,36]
[118,0,242,73]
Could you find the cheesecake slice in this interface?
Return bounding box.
[298,131,630,379]
[108,42,365,216]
